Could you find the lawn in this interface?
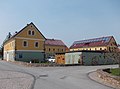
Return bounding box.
[110,68,120,76]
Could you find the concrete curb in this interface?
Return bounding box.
[88,71,120,89]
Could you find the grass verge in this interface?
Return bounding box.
[110,68,120,76]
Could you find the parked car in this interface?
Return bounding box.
[46,56,55,63]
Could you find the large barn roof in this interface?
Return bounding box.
[70,36,113,49]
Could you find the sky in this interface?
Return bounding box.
[0,0,120,47]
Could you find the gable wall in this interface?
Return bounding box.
[16,24,45,40]
[107,37,118,52]
[14,23,45,51]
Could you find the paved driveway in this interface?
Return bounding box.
[0,61,118,89]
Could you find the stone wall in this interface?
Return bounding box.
[97,69,120,88]
[8,60,81,67]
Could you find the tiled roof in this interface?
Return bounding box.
[45,39,66,46]
[11,22,46,39]
[70,36,113,49]
[3,22,46,45]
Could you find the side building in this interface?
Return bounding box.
[65,51,118,65]
[3,22,46,62]
[55,36,118,65]
[70,36,118,52]
[45,39,67,59]
[55,52,65,64]
[55,51,118,65]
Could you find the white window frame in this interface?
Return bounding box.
[34,41,39,48]
[28,30,31,35]
[32,31,35,36]
[23,40,28,47]
[28,30,35,36]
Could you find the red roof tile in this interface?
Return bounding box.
[70,36,113,49]
[45,39,66,46]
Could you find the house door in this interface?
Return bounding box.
[7,52,9,61]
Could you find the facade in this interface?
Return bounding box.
[45,39,67,58]
[70,36,118,52]
[55,53,65,64]
[3,22,46,62]
[65,51,117,65]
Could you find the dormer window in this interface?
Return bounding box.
[28,30,35,36]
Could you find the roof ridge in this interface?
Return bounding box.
[74,36,112,42]
[7,22,32,38]
[46,38,61,41]
[3,23,33,44]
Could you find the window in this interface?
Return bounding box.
[19,54,23,58]
[95,48,97,50]
[12,42,14,47]
[49,48,50,51]
[100,48,102,50]
[32,31,34,35]
[35,42,39,48]
[53,49,55,51]
[28,30,31,35]
[28,30,35,36]
[10,43,12,47]
[23,41,28,47]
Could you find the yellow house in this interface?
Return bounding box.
[70,36,118,52]
[45,39,67,58]
[3,22,46,62]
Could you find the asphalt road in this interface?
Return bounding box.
[0,61,118,89]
